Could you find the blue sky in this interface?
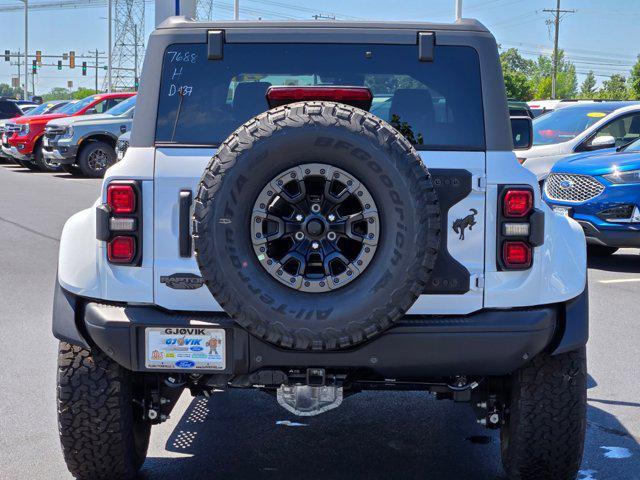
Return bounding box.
[0,0,639,95]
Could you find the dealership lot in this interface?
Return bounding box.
[0,163,638,479]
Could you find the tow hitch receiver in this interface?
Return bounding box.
[276,368,344,416]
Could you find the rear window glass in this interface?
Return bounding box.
[155,43,485,150]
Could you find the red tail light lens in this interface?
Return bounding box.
[266,86,373,110]
[107,236,136,263]
[503,241,531,269]
[107,184,136,214]
[503,189,533,218]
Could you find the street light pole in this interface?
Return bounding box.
[234,0,239,20]
[107,0,112,92]
[455,0,462,21]
[23,0,28,100]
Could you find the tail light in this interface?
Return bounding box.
[502,241,531,269]
[497,186,543,271]
[107,184,136,213]
[97,181,142,266]
[503,189,532,217]
[107,236,136,263]
[266,86,373,111]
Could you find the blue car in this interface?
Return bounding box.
[543,137,640,255]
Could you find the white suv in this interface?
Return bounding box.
[53,17,588,480]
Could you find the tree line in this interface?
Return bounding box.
[501,47,640,101]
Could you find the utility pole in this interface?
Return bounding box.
[15,51,21,98]
[134,24,138,90]
[543,0,575,99]
[22,0,28,100]
[88,49,103,93]
[234,0,239,20]
[455,0,462,21]
[107,0,112,92]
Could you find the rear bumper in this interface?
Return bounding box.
[52,283,588,378]
[578,220,640,248]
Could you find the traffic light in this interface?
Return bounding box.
[57,60,62,70]
[35,50,42,65]
[4,50,10,62]
[134,77,139,90]
[32,60,37,74]
[69,51,75,69]
[82,62,87,76]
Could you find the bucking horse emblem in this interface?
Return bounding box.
[452,209,478,241]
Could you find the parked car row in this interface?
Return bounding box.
[1,92,135,177]
[518,100,640,255]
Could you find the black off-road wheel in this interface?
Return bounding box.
[57,342,150,480]
[193,101,440,351]
[500,347,587,480]
[78,141,115,178]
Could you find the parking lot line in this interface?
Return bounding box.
[599,278,640,284]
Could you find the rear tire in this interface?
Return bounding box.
[587,244,618,256]
[78,141,115,178]
[57,342,150,480]
[500,348,586,480]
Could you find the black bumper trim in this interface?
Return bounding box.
[578,220,640,248]
[53,280,588,378]
[78,301,585,378]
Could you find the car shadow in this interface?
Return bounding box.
[588,253,640,274]
[140,388,640,480]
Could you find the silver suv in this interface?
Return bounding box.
[43,95,136,177]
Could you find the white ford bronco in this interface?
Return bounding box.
[53,17,588,480]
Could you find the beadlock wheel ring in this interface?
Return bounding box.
[251,163,379,292]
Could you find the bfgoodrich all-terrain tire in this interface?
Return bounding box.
[57,342,150,480]
[193,101,440,351]
[500,347,587,480]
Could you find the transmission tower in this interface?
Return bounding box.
[195,0,214,20]
[108,0,145,90]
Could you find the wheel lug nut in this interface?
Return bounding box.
[294,232,305,241]
[311,241,320,250]
[327,214,336,222]
[295,214,304,222]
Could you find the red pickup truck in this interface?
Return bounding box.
[3,92,135,171]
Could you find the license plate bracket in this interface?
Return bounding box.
[144,327,226,371]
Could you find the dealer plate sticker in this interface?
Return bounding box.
[145,327,226,370]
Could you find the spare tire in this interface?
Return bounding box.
[193,102,439,351]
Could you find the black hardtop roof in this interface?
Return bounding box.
[157,16,489,33]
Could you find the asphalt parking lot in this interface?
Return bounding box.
[0,162,639,480]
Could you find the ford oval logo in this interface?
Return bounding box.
[175,360,195,369]
[559,179,574,189]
